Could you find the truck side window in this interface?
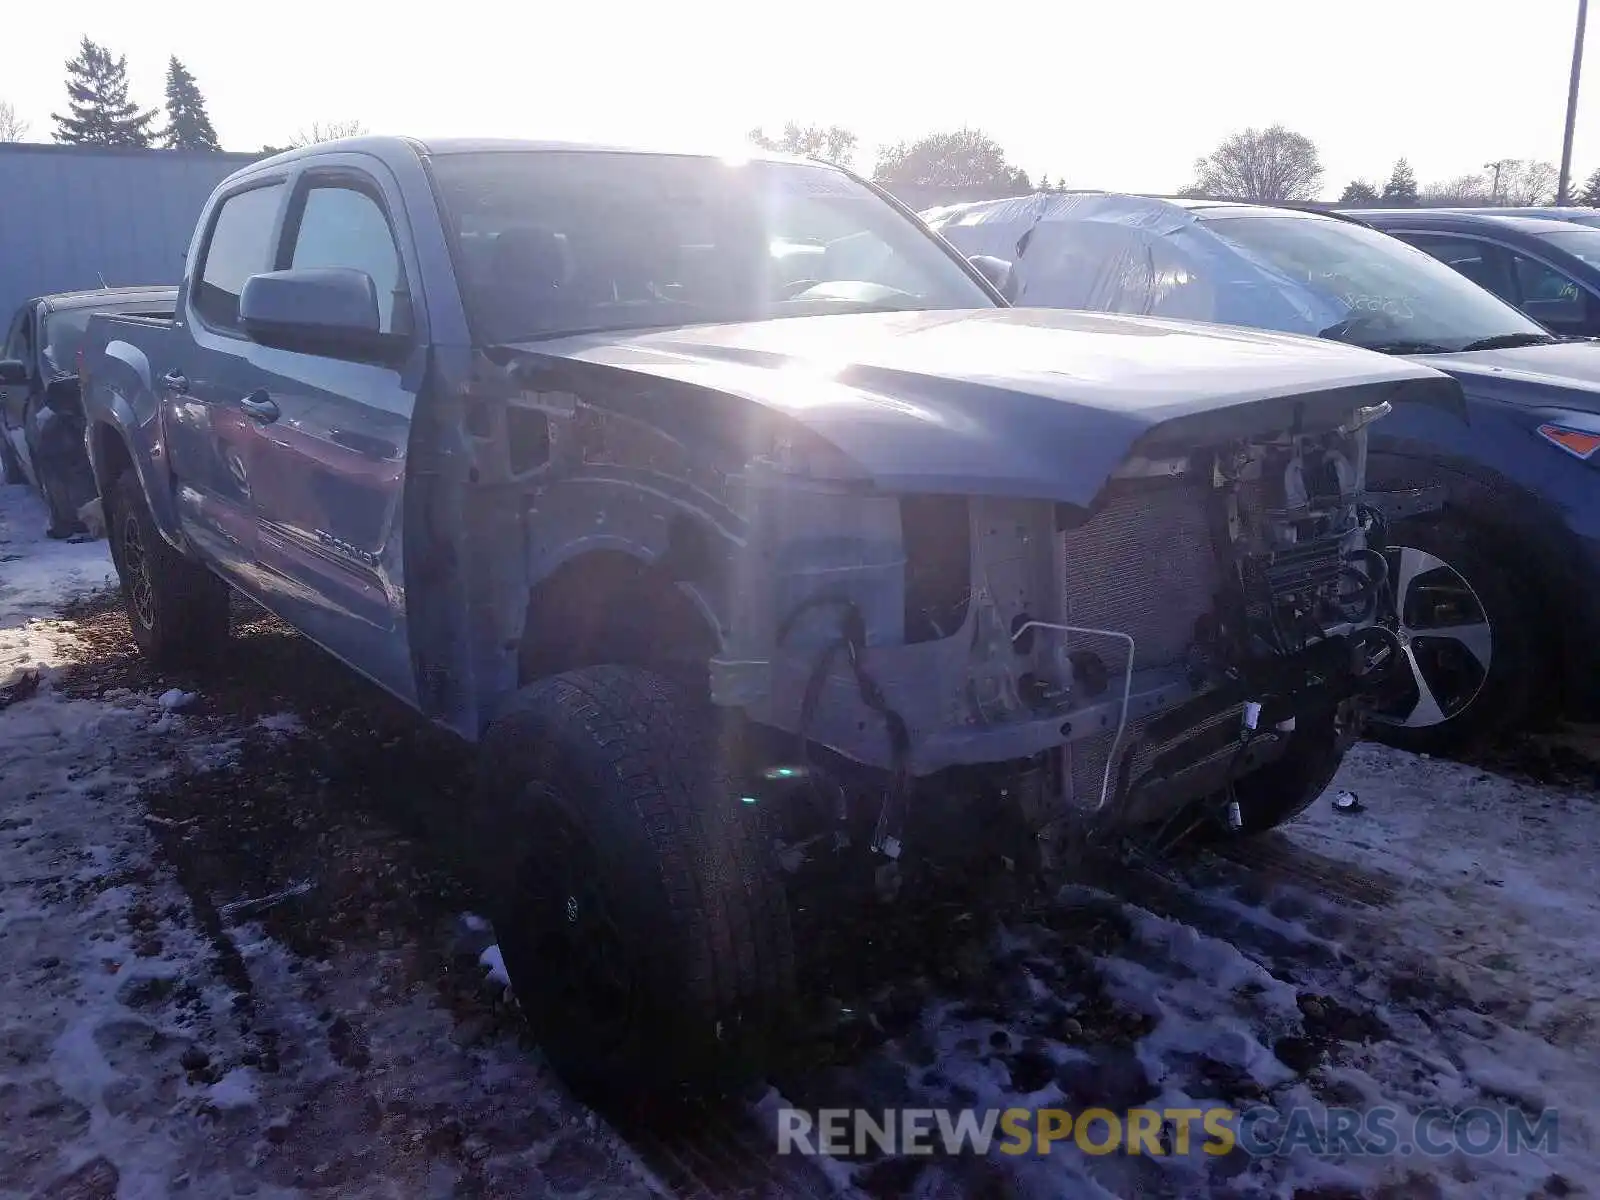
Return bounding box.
[194,184,285,331]
[288,186,403,334]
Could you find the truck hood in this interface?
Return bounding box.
[1419,340,1600,413]
[509,308,1462,508]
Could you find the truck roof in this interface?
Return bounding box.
[34,285,178,313]
[250,134,822,172]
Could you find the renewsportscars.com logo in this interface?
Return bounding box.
[776,1105,1560,1159]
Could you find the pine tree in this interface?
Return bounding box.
[1339,180,1379,204]
[1381,158,1418,206]
[160,57,220,151]
[52,37,157,147]
[1579,168,1600,207]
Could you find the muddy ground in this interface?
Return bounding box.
[3,560,1597,1198]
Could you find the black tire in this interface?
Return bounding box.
[1226,709,1350,836]
[472,665,795,1100]
[0,431,24,487]
[1369,513,1542,756]
[108,468,231,668]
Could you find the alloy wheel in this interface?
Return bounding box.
[1376,545,1493,729]
[121,511,157,631]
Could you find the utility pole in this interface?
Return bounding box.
[1558,0,1589,205]
[1485,160,1511,203]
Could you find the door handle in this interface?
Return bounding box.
[239,389,280,423]
[161,370,189,394]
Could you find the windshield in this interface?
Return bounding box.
[1538,228,1600,269]
[429,151,996,344]
[1201,214,1548,352]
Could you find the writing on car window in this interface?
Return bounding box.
[1204,214,1546,352]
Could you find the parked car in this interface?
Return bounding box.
[80,137,1456,1096]
[1350,210,1600,337]
[0,286,177,536]
[926,192,1600,751]
[1370,205,1600,229]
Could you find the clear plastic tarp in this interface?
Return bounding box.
[923,192,1350,336]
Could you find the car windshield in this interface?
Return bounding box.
[429,151,997,344]
[1201,214,1549,353]
[1537,227,1600,268]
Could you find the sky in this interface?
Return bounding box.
[4,0,1598,198]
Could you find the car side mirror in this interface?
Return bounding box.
[239,267,388,357]
[0,359,27,387]
[968,254,1019,303]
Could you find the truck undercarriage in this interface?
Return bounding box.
[715,397,1401,862]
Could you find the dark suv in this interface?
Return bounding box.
[1,286,176,536]
[1352,210,1600,339]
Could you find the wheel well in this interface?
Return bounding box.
[1372,453,1567,594]
[1388,479,1573,711]
[517,551,722,688]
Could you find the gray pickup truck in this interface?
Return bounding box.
[80,135,1459,1097]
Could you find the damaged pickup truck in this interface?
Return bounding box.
[79,137,1462,1096]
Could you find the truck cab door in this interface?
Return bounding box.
[166,180,289,588]
[239,163,420,703]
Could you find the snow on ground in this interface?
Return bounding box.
[0,483,114,679]
[0,487,659,1198]
[1292,743,1600,1051]
[2,480,1598,1199]
[781,744,1599,1197]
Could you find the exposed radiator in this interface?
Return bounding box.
[1057,481,1221,672]
[1065,701,1246,809]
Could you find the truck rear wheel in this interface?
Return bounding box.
[472,665,795,1100]
[109,468,231,668]
[0,434,24,487]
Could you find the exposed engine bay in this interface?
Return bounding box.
[712,398,1402,854]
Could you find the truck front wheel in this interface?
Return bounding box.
[1213,705,1351,837]
[471,665,795,1100]
[109,468,231,668]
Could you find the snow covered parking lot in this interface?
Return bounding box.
[1,479,1597,1200]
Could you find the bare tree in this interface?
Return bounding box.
[1501,159,1558,205]
[748,121,858,169]
[288,119,367,148]
[1187,125,1323,202]
[1420,173,1492,206]
[0,100,28,141]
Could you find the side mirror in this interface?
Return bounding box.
[968,254,1019,303]
[239,267,386,356]
[0,359,27,387]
